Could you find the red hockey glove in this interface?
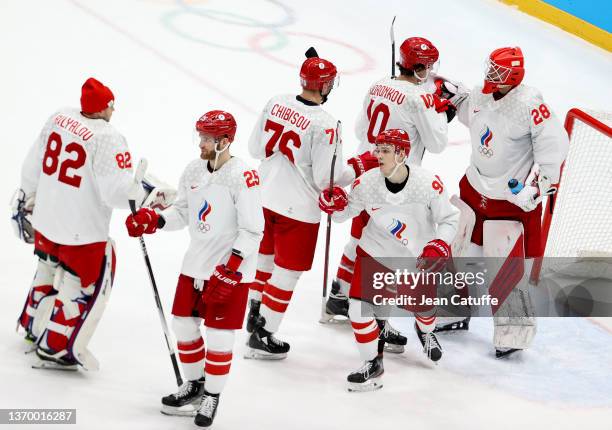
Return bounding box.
[319,186,348,214]
[125,208,160,237]
[416,239,451,272]
[433,94,454,113]
[203,254,243,304]
[347,151,379,178]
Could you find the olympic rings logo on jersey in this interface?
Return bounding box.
[478,145,494,158]
[197,200,212,234]
[478,125,494,158]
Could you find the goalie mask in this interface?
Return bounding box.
[483,47,525,94]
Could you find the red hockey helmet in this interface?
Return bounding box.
[300,57,338,92]
[375,129,411,154]
[398,37,439,71]
[195,110,237,142]
[483,47,525,94]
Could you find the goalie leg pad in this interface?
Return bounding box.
[18,256,59,340]
[38,240,115,368]
[450,195,476,258]
[483,221,536,350]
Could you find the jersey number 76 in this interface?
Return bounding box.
[264,119,302,163]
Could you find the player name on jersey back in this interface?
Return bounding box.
[249,94,342,224]
[369,84,406,105]
[270,103,311,131]
[53,114,95,142]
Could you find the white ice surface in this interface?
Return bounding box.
[1,0,611,429]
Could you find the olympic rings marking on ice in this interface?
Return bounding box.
[161,8,289,52]
[248,31,377,75]
[160,1,376,75]
[176,0,296,28]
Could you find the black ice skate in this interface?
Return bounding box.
[347,355,384,392]
[32,347,78,371]
[378,319,407,354]
[194,390,220,427]
[414,323,443,363]
[495,348,522,359]
[161,377,205,416]
[246,299,261,334]
[245,320,290,360]
[434,317,471,334]
[320,280,349,324]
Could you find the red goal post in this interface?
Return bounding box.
[531,108,612,284]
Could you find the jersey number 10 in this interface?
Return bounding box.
[366,99,390,143]
[42,132,86,188]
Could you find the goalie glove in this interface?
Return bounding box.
[140,172,177,211]
[505,164,557,212]
[10,188,35,244]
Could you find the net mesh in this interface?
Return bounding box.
[541,110,612,278]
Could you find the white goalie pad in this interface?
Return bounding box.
[450,195,476,257]
[32,265,64,340]
[483,221,536,350]
[70,239,116,370]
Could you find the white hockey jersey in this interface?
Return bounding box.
[354,77,448,163]
[248,94,345,224]
[20,107,144,245]
[334,166,459,259]
[456,84,569,199]
[160,157,264,282]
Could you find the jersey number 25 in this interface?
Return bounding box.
[42,132,86,188]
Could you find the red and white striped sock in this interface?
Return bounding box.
[416,313,437,334]
[335,254,355,296]
[172,316,205,381]
[177,337,205,381]
[249,253,273,302]
[204,328,235,394]
[260,266,300,333]
[350,318,380,361]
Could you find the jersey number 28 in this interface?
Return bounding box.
[42,132,86,188]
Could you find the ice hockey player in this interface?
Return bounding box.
[11,77,172,370]
[325,37,453,352]
[126,110,263,427]
[245,53,347,359]
[319,129,459,391]
[450,47,569,357]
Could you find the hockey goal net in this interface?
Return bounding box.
[532,108,612,283]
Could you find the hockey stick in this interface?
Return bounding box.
[390,16,396,78]
[320,121,341,321]
[129,159,183,387]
